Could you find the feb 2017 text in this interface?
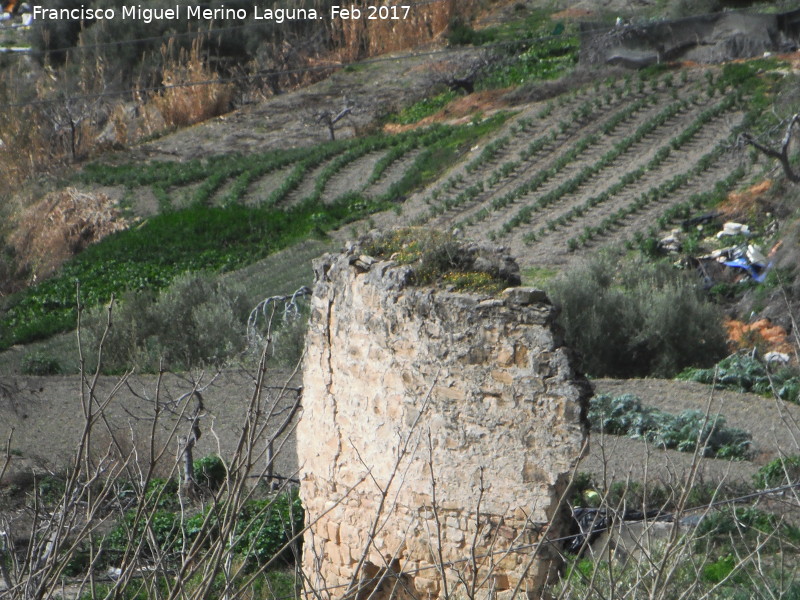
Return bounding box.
[30,5,413,23]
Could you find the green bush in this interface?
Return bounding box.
[106,510,183,561]
[548,252,729,377]
[105,488,304,569]
[753,455,800,489]
[21,350,64,375]
[144,477,179,510]
[37,474,67,504]
[233,488,304,569]
[697,506,777,541]
[678,352,800,403]
[86,271,250,372]
[588,393,752,459]
[194,455,227,491]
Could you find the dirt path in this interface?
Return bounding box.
[0,370,302,483]
[3,372,795,492]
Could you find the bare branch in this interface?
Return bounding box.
[742,113,800,183]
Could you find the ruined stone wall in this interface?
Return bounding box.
[298,240,590,600]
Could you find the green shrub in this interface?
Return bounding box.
[588,393,752,459]
[194,455,227,491]
[696,506,777,542]
[144,477,179,510]
[233,489,304,569]
[37,474,66,504]
[21,350,64,375]
[86,271,250,372]
[702,554,740,584]
[753,455,800,489]
[678,352,800,403]
[105,487,303,569]
[548,252,729,378]
[106,510,183,561]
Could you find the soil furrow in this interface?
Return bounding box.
[282,160,334,208]
[363,149,423,199]
[515,122,742,267]
[243,165,296,207]
[458,95,707,237]
[423,98,662,229]
[517,101,728,233]
[321,150,389,204]
[415,83,687,221]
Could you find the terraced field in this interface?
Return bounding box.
[404,68,748,269]
[81,66,750,276]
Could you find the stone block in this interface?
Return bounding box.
[502,287,550,306]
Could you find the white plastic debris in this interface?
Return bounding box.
[716,222,750,238]
[764,351,790,366]
[746,244,767,267]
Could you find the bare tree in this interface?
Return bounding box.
[315,97,354,141]
[741,113,800,183]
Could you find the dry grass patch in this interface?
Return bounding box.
[9,188,129,283]
[332,0,480,62]
[149,38,234,130]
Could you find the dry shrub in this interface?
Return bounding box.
[9,187,128,283]
[149,38,233,129]
[0,68,51,193]
[332,0,480,62]
[103,102,160,148]
[725,317,794,355]
[0,54,111,197]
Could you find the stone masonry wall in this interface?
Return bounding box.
[298,238,590,600]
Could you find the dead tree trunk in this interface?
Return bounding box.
[180,391,205,500]
[317,106,352,141]
[742,113,800,183]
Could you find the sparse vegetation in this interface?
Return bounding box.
[361,227,513,293]
[20,350,64,376]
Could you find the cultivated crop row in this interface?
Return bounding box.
[522,95,738,244]
[412,70,707,221]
